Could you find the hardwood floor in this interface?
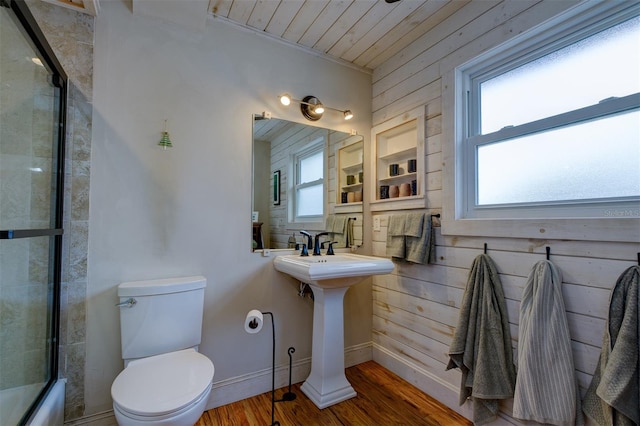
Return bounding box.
[196,361,471,425]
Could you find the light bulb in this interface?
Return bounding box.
[343,110,353,120]
[279,94,291,106]
[313,104,325,114]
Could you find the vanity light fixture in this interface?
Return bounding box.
[279,93,353,121]
[158,119,173,150]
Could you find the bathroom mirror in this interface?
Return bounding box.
[252,115,364,251]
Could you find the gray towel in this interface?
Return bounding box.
[405,214,435,264]
[346,218,355,247]
[325,215,335,233]
[386,214,406,258]
[404,212,424,237]
[332,216,346,233]
[583,265,639,426]
[446,254,516,425]
[513,260,584,426]
[329,215,347,247]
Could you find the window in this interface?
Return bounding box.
[458,4,640,219]
[292,138,325,222]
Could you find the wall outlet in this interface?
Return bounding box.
[373,216,381,231]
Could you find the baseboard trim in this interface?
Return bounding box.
[64,410,116,425]
[207,342,372,409]
[372,344,519,425]
[65,343,373,423]
[372,343,473,420]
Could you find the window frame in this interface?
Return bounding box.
[288,136,326,228]
[444,1,640,242]
[461,5,640,219]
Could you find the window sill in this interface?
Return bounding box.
[286,221,325,232]
[441,216,640,243]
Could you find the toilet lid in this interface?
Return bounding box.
[111,349,214,416]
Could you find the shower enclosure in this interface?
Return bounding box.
[0,0,67,424]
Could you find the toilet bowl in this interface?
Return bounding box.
[111,349,214,426]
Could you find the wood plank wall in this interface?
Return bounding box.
[369,1,640,423]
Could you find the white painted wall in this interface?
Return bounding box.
[370,1,640,424]
[86,1,371,414]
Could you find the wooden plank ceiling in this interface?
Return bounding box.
[43,0,467,72]
[208,0,467,71]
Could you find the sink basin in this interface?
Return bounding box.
[273,253,394,288]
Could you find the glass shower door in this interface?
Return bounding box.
[0,2,66,424]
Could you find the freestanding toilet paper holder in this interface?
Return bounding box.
[245,310,296,426]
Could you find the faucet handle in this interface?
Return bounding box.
[300,244,309,256]
[326,242,336,255]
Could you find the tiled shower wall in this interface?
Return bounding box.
[25,0,94,420]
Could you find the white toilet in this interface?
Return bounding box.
[111,276,214,426]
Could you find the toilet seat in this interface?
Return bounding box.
[111,348,214,418]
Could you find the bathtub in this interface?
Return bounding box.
[28,379,66,426]
[0,379,66,426]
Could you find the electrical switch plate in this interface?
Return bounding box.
[373,216,381,231]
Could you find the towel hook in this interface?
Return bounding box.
[484,243,488,254]
[546,246,551,260]
[430,213,440,219]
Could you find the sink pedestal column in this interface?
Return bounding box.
[301,284,356,409]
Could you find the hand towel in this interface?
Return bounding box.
[332,216,346,234]
[325,215,335,233]
[405,214,435,264]
[386,214,406,258]
[513,260,584,426]
[583,265,639,426]
[329,215,347,247]
[404,212,424,237]
[346,218,355,247]
[446,254,516,425]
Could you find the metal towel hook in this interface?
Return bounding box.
[546,246,551,260]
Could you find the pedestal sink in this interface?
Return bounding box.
[273,253,394,408]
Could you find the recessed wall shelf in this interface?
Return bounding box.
[370,105,426,211]
[337,138,364,206]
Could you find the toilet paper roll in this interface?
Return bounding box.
[244,310,263,334]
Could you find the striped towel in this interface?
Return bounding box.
[513,260,583,426]
[583,265,639,426]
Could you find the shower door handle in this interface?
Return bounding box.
[115,298,137,308]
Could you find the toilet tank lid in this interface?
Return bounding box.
[118,275,206,297]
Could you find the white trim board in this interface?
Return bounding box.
[207,342,372,409]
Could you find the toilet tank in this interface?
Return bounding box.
[117,276,206,360]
